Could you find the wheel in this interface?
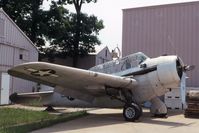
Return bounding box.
[123,103,142,121]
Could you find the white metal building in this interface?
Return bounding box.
[0,9,38,105]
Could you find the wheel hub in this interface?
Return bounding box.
[125,107,136,119]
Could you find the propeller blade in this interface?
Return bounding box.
[184,65,195,71]
[180,72,187,109]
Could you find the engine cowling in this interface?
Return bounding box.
[156,56,182,89]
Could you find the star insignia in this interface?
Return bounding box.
[25,68,58,77]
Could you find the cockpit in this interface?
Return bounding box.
[90,52,149,74]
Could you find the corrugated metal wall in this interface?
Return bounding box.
[0,9,38,93]
[122,1,199,87]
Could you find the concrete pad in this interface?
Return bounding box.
[31,108,199,133]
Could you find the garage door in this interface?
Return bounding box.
[0,72,10,105]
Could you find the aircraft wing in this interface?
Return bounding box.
[8,62,137,102]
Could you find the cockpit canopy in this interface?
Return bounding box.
[128,52,149,63]
[90,52,149,74]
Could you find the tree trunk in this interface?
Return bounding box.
[72,13,80,67]
[30,0,39,43]
[72,0,82,67]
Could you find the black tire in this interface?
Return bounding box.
[123,103,142,121]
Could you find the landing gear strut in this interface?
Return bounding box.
[105,88,142,121]
[150,97,167,118]
[122,90,142,121]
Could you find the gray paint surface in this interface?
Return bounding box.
[122,1,199,86]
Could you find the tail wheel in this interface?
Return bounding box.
[123,103,142,121]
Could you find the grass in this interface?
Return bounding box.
[0,108,55,127]
[0,107,87,133]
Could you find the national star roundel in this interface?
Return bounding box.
[30,69,56,77]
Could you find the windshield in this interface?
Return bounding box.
[136,52,149,63]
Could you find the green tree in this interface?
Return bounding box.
[40,1,71,61]
[51,0,104,67]
[0,0,104,66]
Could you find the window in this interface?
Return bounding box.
[105,49,108,57]
[19,49,29,61]
[0,18,5,37]
[19,54,23,60]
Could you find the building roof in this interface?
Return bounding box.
[89,46,110,55]
[123,0,199,11]
[0,8,38,52]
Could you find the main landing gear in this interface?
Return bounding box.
[106,88,142,121]
[123,103,142,122]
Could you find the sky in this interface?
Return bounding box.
[43,0,199,51]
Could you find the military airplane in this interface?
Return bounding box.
[8,52,194,121]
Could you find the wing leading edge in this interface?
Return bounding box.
[8,62,137,102]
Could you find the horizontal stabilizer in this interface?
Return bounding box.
[9,91,54,105]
